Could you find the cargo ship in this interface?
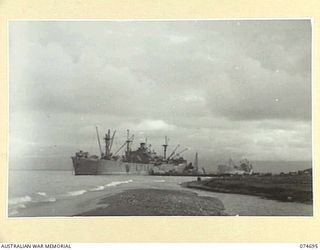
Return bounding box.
[71,128,202,175]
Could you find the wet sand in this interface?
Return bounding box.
[77,188,226,216]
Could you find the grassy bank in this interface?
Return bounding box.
[77,188,225,216]
[183,174,312,204]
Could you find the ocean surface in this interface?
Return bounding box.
[10,157,312,174]
[8,170,313,217]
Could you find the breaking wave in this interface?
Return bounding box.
[46,197,57,202]
[37,192,47,196]
[67,190,87,196]
[104,180,133,187]
[90,186,105,191]
[8,192,56,217]
[89,180,133,192]
[8,210,19,216]
[8,179,133,216]
[153,180,166,183]
[31,192,56,203]
[8,195,32,205]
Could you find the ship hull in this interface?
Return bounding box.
[97,159,152,175]
[72,157,187,175]
[72,157,99,175]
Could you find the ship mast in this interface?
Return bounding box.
[104,129,111,159]
[125,129,132,160]
[95,126,103,158]
[194,152,199,171]
[162,136,168,160]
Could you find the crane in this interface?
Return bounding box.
[167,144,180,161]
[114,134,134,156]
[109,130,116,152]
[95,126,103,158]
[175,148,188,157]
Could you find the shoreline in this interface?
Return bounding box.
[76,188,226,216]
[182,175,313,204]
[10,174,312,217]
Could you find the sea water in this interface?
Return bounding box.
[8,170,195,217]
[8,170,313,217]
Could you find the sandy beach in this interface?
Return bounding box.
[77,188,225,216]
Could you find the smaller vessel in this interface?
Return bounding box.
[217,158,253,175]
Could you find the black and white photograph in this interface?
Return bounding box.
[8,20,312,217]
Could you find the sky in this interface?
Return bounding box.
[9,20,312,169]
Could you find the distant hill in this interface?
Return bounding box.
[9,157,73,171]
[9,156,312,175]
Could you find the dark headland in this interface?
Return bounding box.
[77,188,226,216]
[183,173,313,204]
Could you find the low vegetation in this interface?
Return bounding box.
[184,174,312,204]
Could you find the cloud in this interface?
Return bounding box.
[205,56,311,121]
[135,119,176,131]
[10,21,311,122]
[9,20,312,163]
